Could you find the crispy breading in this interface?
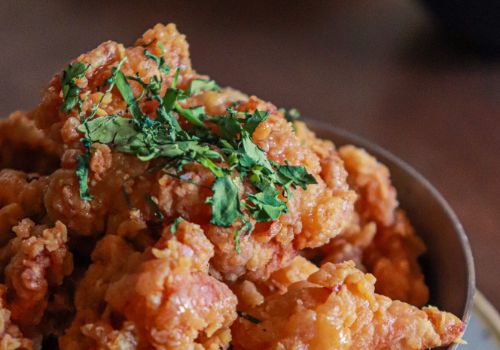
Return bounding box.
[336,145,429,306]
[0,23,464,348]
[231,262,463,350]
[0,285,32,350]
[2,219,72,336]
[0,111,60,174]
[363,210,429,307]
[0,169,48,218]
[60,221,237,349]
[22,23,355,283]
[339,145,398,226]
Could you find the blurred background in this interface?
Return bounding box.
[0,0,499,313]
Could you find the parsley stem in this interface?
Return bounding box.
[88,56,127,120]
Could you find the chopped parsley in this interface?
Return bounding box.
[237,311,262,324]
[144,193,164,221]
[279,107,301,122]
[206,176,241,227]
[62,50,316,252]
[170,217,185,234]
[61,62,88,112]
[187,79,219,95]
[75,138,93,201]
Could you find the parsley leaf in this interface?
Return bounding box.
[77,115,135,144]
[75,142,93,201]
[115,71,144,121]
[175,103,207,128]
[144,49,170,74]
[279,107,301,122]
[245,186,287,222]
[207,175,241,227]
[215,114,241,142]
[170,217,184,234]
[61,62,88,112]
[243,110,269,135]
[233,219,252,254]
[274,162,317,190]
[187,79,220,96]
[239,131,273,171]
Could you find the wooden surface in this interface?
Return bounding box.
[1,0,499,309]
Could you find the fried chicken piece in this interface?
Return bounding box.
[364,210,429,307]
[0,169,48,218]
[60,220,237,350]
[336,145,429,306]
[0,111,60,174]
[27,23,355,282]
[266,256,319,294]
[339,145,397,226]
[232,262,463,350]
[232,256,319,310]
[320,213,376,270]
[0,204,25,247]
[3,219,73,333]
[0,285,32,350]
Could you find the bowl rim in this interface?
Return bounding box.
[306,119,476,337]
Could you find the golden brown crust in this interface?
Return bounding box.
[231,262,463,350]
[0,23,463,348]
[0,285,32,350]
[0,111,60,174]
[60,221,237,350]
[2,219,72,338]
[363,210,429,307]
[321,145,429,306]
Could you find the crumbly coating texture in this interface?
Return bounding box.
[231,262,463,350]
[4,23,355,284]
[0,285,33,350]
[0,23,462,349]
[0,112,60,174]
[0,219,72,344]
[60,221,237,350]
[320,145,429,306]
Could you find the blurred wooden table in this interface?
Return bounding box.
[1,0,499,309]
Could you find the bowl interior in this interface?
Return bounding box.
[308,120,475,349]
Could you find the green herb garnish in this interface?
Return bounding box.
[206,175,241,227]
[144,193,164,221]
[187,79,220,95]
[170,217,185,234]
[62,51,316,252]
[279,107,301,122]
[75,139,93,201]
[237,311,262,324]
[61,62,88,112]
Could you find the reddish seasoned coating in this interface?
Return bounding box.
[364,210,429,307]
[320,213,377,270]
[0,285,32,350]
[232,262,464,350]
[1,219,72,336]
[0,111,60,174]
[339,145,398,226]
[0,169,48,217]
[330,145,429,306]
[21,22,355,283]
[0,22,464,348]
[60,221,237,349]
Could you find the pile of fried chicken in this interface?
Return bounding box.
[0,24,464,349]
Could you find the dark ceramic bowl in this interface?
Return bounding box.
[308,120,475,350]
